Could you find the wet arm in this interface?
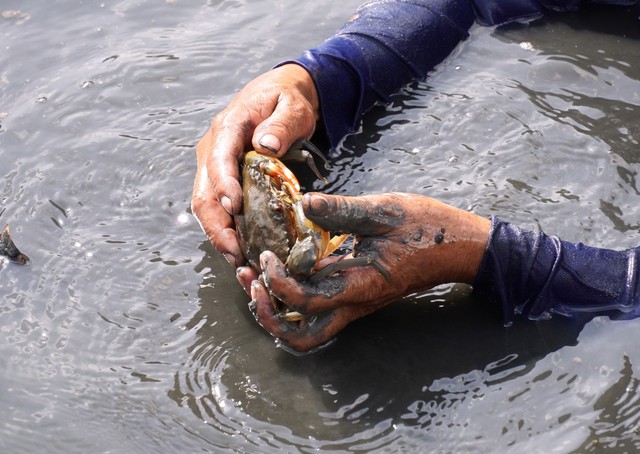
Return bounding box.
[474,218,640,324]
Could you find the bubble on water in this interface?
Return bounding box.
[38,331,49,348]
[520,41,534,51]
[36,96,47,103]
[81,80,94,89]
[177,213,190,224]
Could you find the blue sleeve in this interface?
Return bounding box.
[473,218,640,325]
[281,0,637,147]
[280,0,545,147]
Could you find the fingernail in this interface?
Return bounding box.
[259,134,281,153]
[304,193,329,216]
[220,196,233,215]
[223,253,237,268]
[236,267,247,287]
[248,299,257,315]
[250,280,261,299]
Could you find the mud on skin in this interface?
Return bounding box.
[262,252,349,306]
[252,277,342,353]
[303,193,405,236]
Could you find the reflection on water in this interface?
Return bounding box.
[3,2,640,452]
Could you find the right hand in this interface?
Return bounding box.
[252,192,492,352]
[192,64,320,293]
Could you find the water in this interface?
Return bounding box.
[2,2,640,452]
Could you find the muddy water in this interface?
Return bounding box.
[2,2,640,452]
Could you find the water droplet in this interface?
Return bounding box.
[38,331,49,348]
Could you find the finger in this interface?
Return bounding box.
[252,66,319,158]
[302,193,405,236]
[248,278,271,321]
[199,112,248,216]
[191,164,244,267]
[252,95,317,158]
[260,250,393,314]
[236,266,258,295]
[252,279,348,353]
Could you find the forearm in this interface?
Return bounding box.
[474,217,640,324]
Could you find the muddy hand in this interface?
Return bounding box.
[254,192,491,352]
[192,64,319,292]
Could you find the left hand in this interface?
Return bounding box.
[251,192,491,352]
[192,64,320,293]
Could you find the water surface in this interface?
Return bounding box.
[3,2,640,452]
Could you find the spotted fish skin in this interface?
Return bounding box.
[0,225,29,264]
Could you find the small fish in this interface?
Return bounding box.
[0,225,29,264]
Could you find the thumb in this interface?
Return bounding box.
[302,193,404,236]
[252,96,317,158]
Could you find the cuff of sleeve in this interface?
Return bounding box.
[276,39,368,148]
[473,216,640,325]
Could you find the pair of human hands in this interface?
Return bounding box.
[192,64,491,352]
